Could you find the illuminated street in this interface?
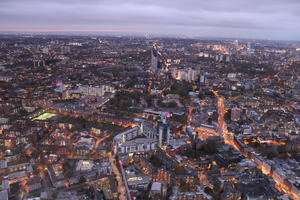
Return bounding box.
[109,155,128,200]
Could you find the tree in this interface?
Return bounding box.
[157,99,166,107]
[213,182,223,197]
[168,82,193,98]
[224,109,231,122]
[171,114,187,124]
[203,140,217,154]
[149,155,162,167]
[167,101,177,108]
[174,166,186,175]
[145,95,153,107]
[79,176,87,184]
[277,145,287,154]
[261,146,279,159]
[63,161,73,179]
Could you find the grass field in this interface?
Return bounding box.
[32,112,57,121]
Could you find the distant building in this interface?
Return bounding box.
[172,69,198,82]
[150,182,163,198]
[113,126,141,154]
[151,48,159,72]
[75,85,115,97]
[231,107,241,121]
[75,160,95,172]
[150,47,163,72]
[117,138,157,154]
[169,186,213,200]
[200,75,206,86]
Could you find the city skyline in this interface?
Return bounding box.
[0,30,300,200]
[1,0,300,41]
[1,1,300,199]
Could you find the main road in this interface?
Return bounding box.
[109,155,128,200]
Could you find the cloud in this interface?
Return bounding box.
[0,0,300,40]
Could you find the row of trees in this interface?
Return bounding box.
[166,82,193,98]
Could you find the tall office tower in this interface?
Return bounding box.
[234,40,239,46]
[158,126,164,147]
[151,48,159,72]
[226,55,231,62]
[247,42,251,52]
[188,69,197,82]
[200,75,206,87]
[215,55,219,62]
[219,55,224,62]
[157,113,171,147]
[61,46,71,54]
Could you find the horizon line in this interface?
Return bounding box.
[0,29,299,42]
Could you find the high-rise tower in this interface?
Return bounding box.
[151,48,159,72]
[157,112,171,147]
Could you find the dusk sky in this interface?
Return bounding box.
[1,0,300,40]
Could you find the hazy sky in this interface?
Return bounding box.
[1,0,300,40]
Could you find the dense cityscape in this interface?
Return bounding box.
[0,34,299,200]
